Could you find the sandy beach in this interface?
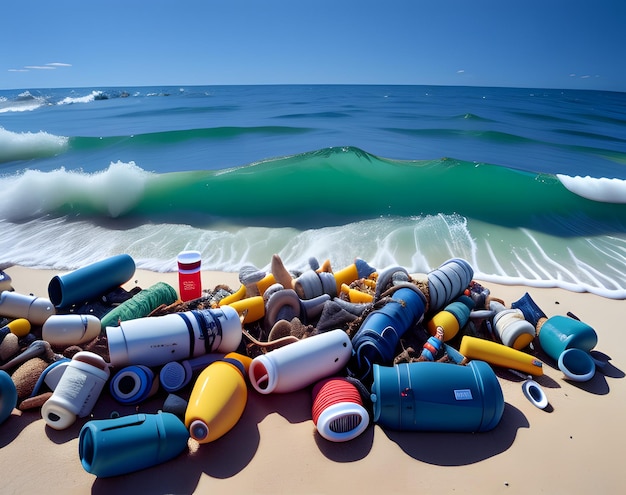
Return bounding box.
[1,264,624,495]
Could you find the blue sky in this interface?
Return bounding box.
[1,0,624,91]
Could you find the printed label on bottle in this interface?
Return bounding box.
[454,389,473,401]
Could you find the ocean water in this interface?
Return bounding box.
[1,85,625,299]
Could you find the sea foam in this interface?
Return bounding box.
[0,128,69,164]
[0,161,150,220]
[557,174,626,204]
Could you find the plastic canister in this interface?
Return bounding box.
[0,291,55,325]
[370,360,504,433]
[79,412,189,477]
[185,352,251,443]
[349,286,426,381]
[249,329,352,394]
[48,254,136,309]
[177,251,202,301]
[41,351,110,430]
[538,315,598,362]
[42,314,101,347]
[106,306,242,368]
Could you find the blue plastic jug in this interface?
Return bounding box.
[370,360,504,432]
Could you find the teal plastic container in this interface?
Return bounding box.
[78,412,189,477]
[371,360,504,432]
[0,370,17,425]
[48,254,136,309]
[538,315,598,362]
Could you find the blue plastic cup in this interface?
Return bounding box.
[78,412,189,477]
[370,360,504,432]
[538,315,598,362]
[48,254,136,309]
[558,348,596,382]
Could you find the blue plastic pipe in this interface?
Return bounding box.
[48,254,136,309]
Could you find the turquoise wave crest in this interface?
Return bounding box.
[1,147,625,236]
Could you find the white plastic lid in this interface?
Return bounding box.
[177,251,202,268]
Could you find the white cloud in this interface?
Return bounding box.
[457,69,465,74]
[8,63,71,73]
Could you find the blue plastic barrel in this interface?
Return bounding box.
[370,360,504,432]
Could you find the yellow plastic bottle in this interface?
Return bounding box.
[185,352,252,444]
[459,336,544,376]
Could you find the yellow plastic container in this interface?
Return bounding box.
[333,263,359,295]
[218,284,247,307]
[427,311,460,342]
[459,336,543,376]
[185,352,252,444]
[226,296,265,324]
[6,318,31,338]
[256,273,277,295]
[340,284,374,304]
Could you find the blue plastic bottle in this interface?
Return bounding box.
[349,286,426,381]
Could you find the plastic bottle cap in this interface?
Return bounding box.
[189,419,209,441]
[110,366,153,404]
[522,380,548,409]
[160,361,190,392]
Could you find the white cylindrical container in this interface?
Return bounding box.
[42,314,101,347]
[0,291,55,325]
[248,329,352,394]
[106,307,242,368]
[41,351,110,430]
[494,308,536,350]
